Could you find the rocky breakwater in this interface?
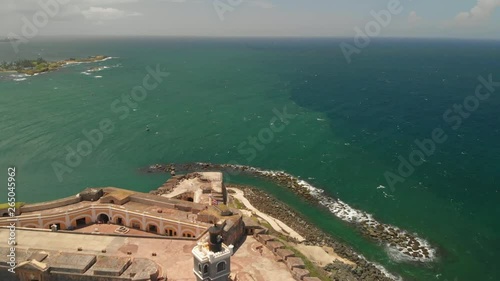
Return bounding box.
[232,185,397,281]
[142,162,436,263]
[148,165,201,196]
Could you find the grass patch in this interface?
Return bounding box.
[254,218,330,280]
[258,220,273,232]
[276,238,330,281]
[232,198,245,209]
[228,197,246,210]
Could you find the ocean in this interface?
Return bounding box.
[0,37,499,280]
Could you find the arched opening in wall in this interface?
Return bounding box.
[109,200,115,204]
[23,224,38,229]
[182,231,194,238]
[186,197,194,202]
[148,224,158,233]
[131,222,141,230]
[116,217,123,225]
[49,223,62,230]
[217,261,226,272]
[165,228,177,236]
[76,218,86,227]
[203,264,209,274]
[97,214,110,224]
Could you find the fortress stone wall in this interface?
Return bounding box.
[20,195,82,213]
[0,187,210,239]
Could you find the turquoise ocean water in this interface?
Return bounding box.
[0,37,499,280]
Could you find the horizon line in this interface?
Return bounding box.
[2,34,499,42]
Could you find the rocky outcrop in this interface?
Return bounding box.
[149,172,202,195]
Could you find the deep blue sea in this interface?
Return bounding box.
[1,37,499,280]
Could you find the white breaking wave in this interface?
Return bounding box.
[205,163,437,264]
[100,56,118,62]
[9,73,28,82]
[185,163,415,280]
[83,63,121,77]
[369,259,403,281]
[88,66,109,72]
[64,56,118,67]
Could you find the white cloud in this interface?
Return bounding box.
[408,11,423,25]
[451,0,500,26]
[82,6,142,22]
[55,5,84,20]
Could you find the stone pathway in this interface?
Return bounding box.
[228,188,305,242]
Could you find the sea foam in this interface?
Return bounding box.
[192,162,437,263]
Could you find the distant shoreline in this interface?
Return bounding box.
[0,55,110,76]
[0,39,18,43]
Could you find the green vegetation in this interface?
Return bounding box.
[254,217,330,280]
[0,202,25,210]
[259,220,274,232]
[282,241,331,281]
[229,197,245,210]
[0,58,48,73]
[0,55,108,76]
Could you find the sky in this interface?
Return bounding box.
[0,0,499,39]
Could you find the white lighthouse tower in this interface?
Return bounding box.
[192,225,233,281]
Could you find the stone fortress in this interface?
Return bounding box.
[0,172,324,281]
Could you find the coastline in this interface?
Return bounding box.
[143,162,437,264]
[148,168,400,279]
[228,184,399,281]
[228,187,306,242]
[0,55,111,76]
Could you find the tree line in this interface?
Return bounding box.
[0,58,47,70]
